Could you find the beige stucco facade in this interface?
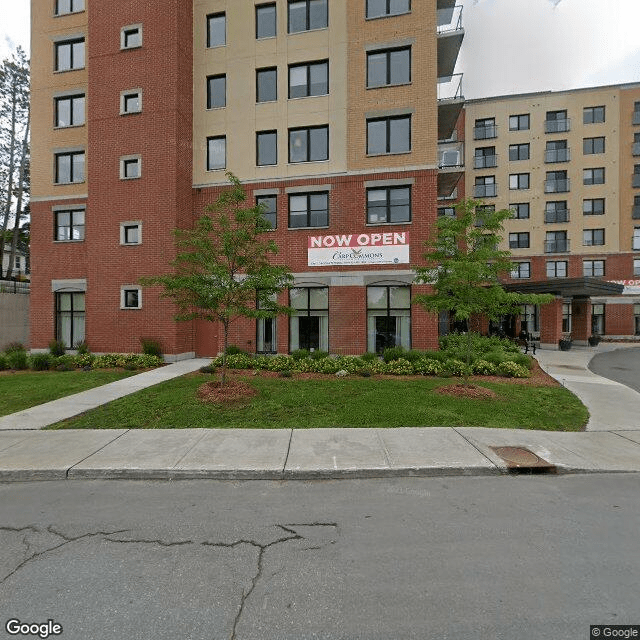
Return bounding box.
[31,3,88,201]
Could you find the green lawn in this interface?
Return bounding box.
[50,373,588,431]
[0,370,137,417]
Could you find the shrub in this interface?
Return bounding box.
[225,344,247,355]
[497,361,530,378]
[291,349,310,361]
[30,353,53,371]
[413,357,444,376]
[472,359,497,376]
[199,364,217,374]
[505,352,533,370]
[75,353,94,368]
[48,340,67,356]
[4,342,26,354]
[224,353,255,369]
[0,354,9,370]
[51,354,77,370]
[310,357,341,374]
[359,352,378,363]
[6,349,29,370]
[309,350,329,360]
[278,369,292,378]
[382,346,408,363]
[443,358,472,378]
[383,358,414,376]
[140,338,163,358]
[75,341,90,355]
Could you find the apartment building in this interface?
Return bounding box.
[458,84,640,343]
[29,0,463,357]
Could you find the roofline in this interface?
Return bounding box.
[465,81,640,106]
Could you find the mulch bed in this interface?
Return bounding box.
[197,379,258,404]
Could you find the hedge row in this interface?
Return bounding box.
[0,350,163,372]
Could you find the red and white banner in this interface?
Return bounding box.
[607,280,640,295]
[307,232,410,267]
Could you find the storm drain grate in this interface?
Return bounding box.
[490,446,557,475]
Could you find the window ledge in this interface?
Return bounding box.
[366,82,412,90]
[365,11,411,21]
[256,99,278,105]
[53,67,85,74]
[206,44,226,50]
[54,10,86,17]
[366,221,411,227]
[120,110,142,116]
[287,226,329,231]
[53,239,84,244]
[366,151,411,158]
[288,94,329,101]
[205,106,225,111]
[120,46,142,52]
[54,181,86,186]
[287,27,328,36]
[287,160,330,165]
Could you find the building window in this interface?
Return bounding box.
[584,168,605,185]
[367,115,410,155]
[545,201,569,223]
[121,25,142,50]
[367,285,411,354]
[257,295,278,353]
[633,227,640,251]
[289,125,328,162]
[509,173,530,190]
[289,287,328,352]
[562,302,572,334]
[510,203,530,219]
[366,0,410,18]
[55,38,85,71]
[634,165,640,189]
[592,303,605,335]
[207,136,226,170]
[509,113,529,131]
[474,175,496,198]
[54,94,85,127]
[438,206,456,217]
[583,137,605,155]
[474,117,496,140]
[56,292,85,348]
[635,304,640,336]
[54,208,85,241]
[55,151,84,184]
[508,143,529,161]
[520,304,539,333]
[121,287,142,309]
[256,131,277,166]
[367,47,411,88]
[473,146,497,169]
[547,261,568,278]
[511,262,530,279]
[635,102,640,126]
[635,259,640,276]
[207,75,226,109]
[55,0,84,15]
[509,232,529,249]
[545,139,570,163]
[545,231,569,253]
[256,3,277,39]
[545,110,569,133]
[584,106,605,124]
[120,156,141,180]
[256,67,277,103]
[206,13,226,47]
[120,222,141,245]
[289,192,328,228]
[583,198,605,216]
[583,229,605,246]
[288,60,328,98]
[288,0,328,33]
[366,186,411,224]
[545,170,569,193]
[256,195,277,229]
[120,89,142,115]
[583,260,605,277]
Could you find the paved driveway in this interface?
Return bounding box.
[588,346,640,393]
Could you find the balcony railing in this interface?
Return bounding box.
[473,184,497,198]
[633,205,640,219]
[545,209,570,223]
[473,154,497,169]
[438,142,464,168]
[437,4,463,33]
[544,179,570,193]
[545,239,570,253]
[545,148,570,163]
[633,174,640,188]
[437,73,463,101]
[473,124,497,140]
[545,118,570,133]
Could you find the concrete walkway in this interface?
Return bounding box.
[0,347,639,481]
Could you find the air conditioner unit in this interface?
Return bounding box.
[439,150,460,167]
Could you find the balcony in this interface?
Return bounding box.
[545,239,570,253]
[473,184,497,198]
[544,178,570,193]
[437,4,464,77]
[473,124,497,140]
[633,174,640,188]
[545,118,570,133]
[437,141,464,198]
[473,154,497,169]
[633,205,640,219]
[545,209,570,223]
[545,148,571,163]
[437,73,464,141]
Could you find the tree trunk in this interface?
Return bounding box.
[221,320,229,387]
[5,108,29,280]
[0,74,18,279]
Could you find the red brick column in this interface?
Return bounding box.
[540,297,563,348]
[571,299,591,344]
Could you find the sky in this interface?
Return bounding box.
[0,0,639,98]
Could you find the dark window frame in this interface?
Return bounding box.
[365,0,411,19]
[510,203,530,219]
[206,12,226,48]
[583,136,605,155]
[54,93,85,127]
[583,260,605,277]
[547,260,568,278]
[256,130,278,166]
[583,167,605,185]
[288,125,329,163]
[288,191,329,228]
[366,114,411,155]
[508,143,529,161]
[584,105,605,124]
[256,194,277,229]
[55,292,85,348]
[583,198,605,215]
[509,232,530,249]
[206,135,226,171]
[55,38,85,72]
[583,228,605,246]
[366,46,411,88]
[511,261,531,279]
[255,3,277,39]
[256,67,278,103]
[366,185,411,224]
[206,74,226,109]
[55,0,84,15]
[509,113,530,131]
[54,150,85,184]
[288,59,329,98]
[287,0,328,33]
[54,208,85,242]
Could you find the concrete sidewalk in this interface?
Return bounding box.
[1,346,640,481]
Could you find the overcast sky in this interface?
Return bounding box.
[0,0,638,98]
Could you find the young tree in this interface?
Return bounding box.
[0,47,30,279]
[413,198,553,382]
[140,173,293,385]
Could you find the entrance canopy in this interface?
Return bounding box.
[504,277,624,298]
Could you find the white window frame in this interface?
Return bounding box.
[120,155,142,180]
[121,286,142,310]
[120,221,142,246]
[120,24,143,50]
[120,89,142,115]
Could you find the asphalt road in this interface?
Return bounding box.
[588,346,640,393]
[1,475,639,640]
